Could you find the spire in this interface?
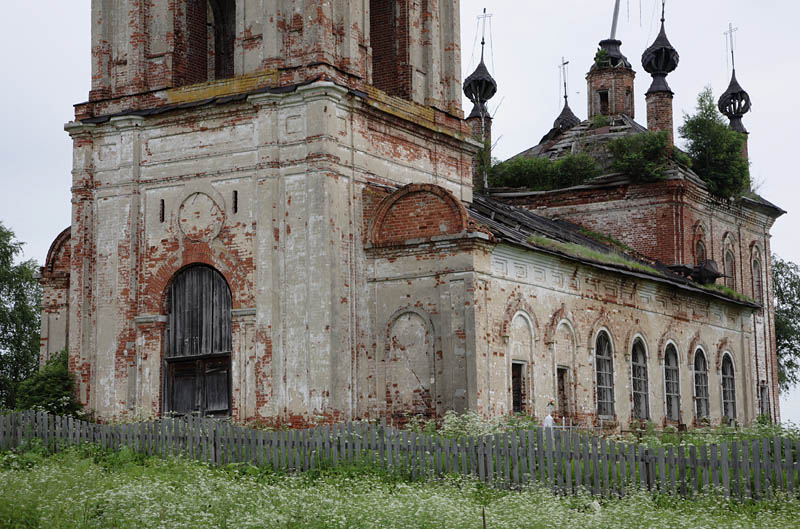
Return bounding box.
[641,1,679,94]
[718,23,751,133]
[463,30,497,112]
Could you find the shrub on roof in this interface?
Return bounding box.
[488,154,599,191]
[607,130,672,181]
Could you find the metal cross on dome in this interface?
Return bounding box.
[725,22,739,71]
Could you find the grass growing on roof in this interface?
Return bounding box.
[703,282,757,304]
[526,235,666,278]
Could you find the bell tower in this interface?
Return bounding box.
[57,0,476,422]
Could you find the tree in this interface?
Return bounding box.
[678,87,750,198]
[0,222,41,409]
[16,349,82,416]
[774,254,800,391]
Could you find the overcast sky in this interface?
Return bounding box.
[1,1,798,422]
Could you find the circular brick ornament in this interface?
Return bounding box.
[178,192,224,242]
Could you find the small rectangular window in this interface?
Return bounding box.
[557,367,570,416]
[598,90,610,115]
[232,190,238,214]
[511,362,525,413]
[159,199,165,223]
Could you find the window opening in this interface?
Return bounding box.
[695,241,706,265]
[725,250,736,290]
[232,190,238,214]
[557,367,570,417]
[159,199,165,223]
[208,0,235,80]
[760,382,770,418]
[664,344,680,421]
[631,339,649,420]
[599,90,610,115]
[511,362,525,413]
[753,258,763,304]
[694,350,710,420]
[595,331,615,417]
[721,355,736,422]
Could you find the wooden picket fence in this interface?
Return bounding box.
[2,410,799,500]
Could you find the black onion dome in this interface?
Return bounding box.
[463,58,497,106]
[641,20,679,94]
[590,39,632,71]
[553,99,580,131]
[718,70,751,133]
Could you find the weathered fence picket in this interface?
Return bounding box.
[2,411,799,501]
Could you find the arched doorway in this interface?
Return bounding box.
[164,265,232,417]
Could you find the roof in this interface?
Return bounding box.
[466,194,760,309]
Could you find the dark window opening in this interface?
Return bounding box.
[370,0,397,95]
[753,258,763,304]
[664,344,680,421]
[625,88,632,114]
[760,382,770,418]
[232,190,238,214]
[694,350,709,420]
[165,265,232,417]
[557,367,570,417]
[695,241,706,265]
[722,355,736,422]
[598,90,610,115]
[511,362,525,413]
[595,331,615,417]
[725,250,736,290]
[631,339,649,420]
[159,199,165,223]
[177,0,235,87]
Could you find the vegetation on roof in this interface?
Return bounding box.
[488,154,600,190]
[577,227,636,255]
[607,130,675,181]
[678,87,750,198]
[526,234,756,305]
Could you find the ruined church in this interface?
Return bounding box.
[39,1,783,430]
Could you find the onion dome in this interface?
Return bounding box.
[718,70,751,133]
[553,97,580,132]
[641,17,679,94]
[463,48,497,113]
[590,39,632,71]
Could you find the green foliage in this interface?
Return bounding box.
[618,420,800,449]
[489,154,599,191]
[405,410,539,438]
[773,254,800,391]
[594,48,610,68]
[678,87,750,198]
[607,130,672,181]
[0,223,41,410]
[473,138,493,192]
[589,114,610,129]
[16,350,83,417]
[703,283,756,304]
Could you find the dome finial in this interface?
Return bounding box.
[641,0,679,94]
[719,23,751,133]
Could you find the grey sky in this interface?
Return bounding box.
[1,1,798,422]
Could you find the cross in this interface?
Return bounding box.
[477,8,493,50]
[559,57,570,104]
[725,22,739,70]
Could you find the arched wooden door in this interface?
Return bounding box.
[164,265,232,417]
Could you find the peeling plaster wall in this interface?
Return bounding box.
[472,244,757,429]
[63,80,476,423]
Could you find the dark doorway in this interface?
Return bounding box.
[557,367,570,416]
[164,265,232,416]
[511,362,524,413]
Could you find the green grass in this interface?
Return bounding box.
[1,445,799,528]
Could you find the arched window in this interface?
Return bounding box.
[178,0,235,86]
[165,265,232,416]
[693,349,710,421]
[695,240,706,264]
[595,331,615,417]
[722,354,736,422]
[724,250,736,290]
[631,338,649,420]
[752,257,763,304]
[664,344,680,421]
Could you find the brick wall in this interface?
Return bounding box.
[646,91,674,144]
[370,0,411,99]
[586,68,636,119]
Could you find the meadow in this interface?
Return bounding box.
[1,443,799,529]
